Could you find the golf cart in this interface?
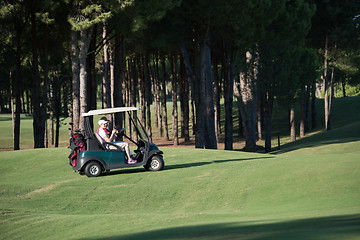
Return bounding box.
[68,107,164,177]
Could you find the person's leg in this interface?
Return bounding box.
[114,141,134,162]
[124,146,132,160]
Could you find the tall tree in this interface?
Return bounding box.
[0,1,27,150]
[161,55,169,140]
[26,0,63,148]
[170,54,179,146]
[257,0,315,152]
[102,22,111,109]
[307,0,360,130]
[68,3,111,130]
[29,5,45,148]
[178,0,219,149]
[216,0,286,151]
[234,50,259,151]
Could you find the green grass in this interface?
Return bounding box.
[1,96,359,239]
[1,140,360,239]
[0,114,35,150]
[0,114,70,150]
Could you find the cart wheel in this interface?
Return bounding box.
[84,161,102,177]
[145,155,164,171]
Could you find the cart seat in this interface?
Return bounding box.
[94,133,123,151]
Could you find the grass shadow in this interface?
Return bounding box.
[83,214,360,240]
[272,121,360,154]
[164,156,273,171]
[212,156,273,164]
[100,156,274,177]
[102,168,147,176]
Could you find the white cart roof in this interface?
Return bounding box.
[82,107,140,117]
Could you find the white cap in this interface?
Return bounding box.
[98,119,109,125]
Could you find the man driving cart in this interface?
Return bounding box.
[68,107,164,177]
[97,117,137,164]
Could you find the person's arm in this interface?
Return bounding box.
[109,129,118,142]
[99,129,117,142]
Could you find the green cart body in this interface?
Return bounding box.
[70,107,164,177]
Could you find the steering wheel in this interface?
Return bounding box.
[118,128,126,136]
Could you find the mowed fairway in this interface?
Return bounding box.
[1,128,360,240]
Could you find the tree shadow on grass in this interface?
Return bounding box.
[82,214,360,240]
[272,121,360,155]
[164,156,273,171]
[102,168,147,176]
[102,156,274,177]
[273,137,360,155]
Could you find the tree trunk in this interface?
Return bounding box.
[71,30,80,131]
[213,56,221,139]
[11,71,15,149]
[327,66,335,130]
[13,31,22,150]
[9,77,15,150]
[49,109,54,146]
[323,35,330,130]
[197,23,217,149]
[10,69,20,150]
[31,11,44,148]
[290,106,296,142]
[315,82,322,98]
[152,56,159,129]
[125,58,132,133]
[110,47,115,110]
[257,96,263,141]
[191,99,196,135]
[184,64,190,141]
[180,42,196,139]
[234,51,258,151]
[192,29,204,148]
[138,55,146,127]
[55,103,60,147]
[130,56,138,140]
[113,31,124,128]
[53,70,61,147]
[311,82,317,129]
[305,85,310,133]
[300,88,305,138]
[62,83,69,118]
[153,54,162,132]
[161,55,169,140]
[223,46,235,150]
[0,91,4,113]
[41,40,50,148]
[87,25,97,112]
[180,58,185,138]
[264,95,273,153]
[85,26,96,131]
[79,27,93,130]
[145,53,152,140]
[102,24,111,110]
[237,99,243,140]
[180,57,190,141]
[341,78,346,97]
[170,55,179,146]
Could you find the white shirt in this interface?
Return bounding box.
[98,128,109,141]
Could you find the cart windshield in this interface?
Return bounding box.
[130,113,149,142]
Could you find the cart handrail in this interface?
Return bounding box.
[82,107,140,117]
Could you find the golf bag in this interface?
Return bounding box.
[68,132,86,167]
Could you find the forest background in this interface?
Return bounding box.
[0,0,359,152]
